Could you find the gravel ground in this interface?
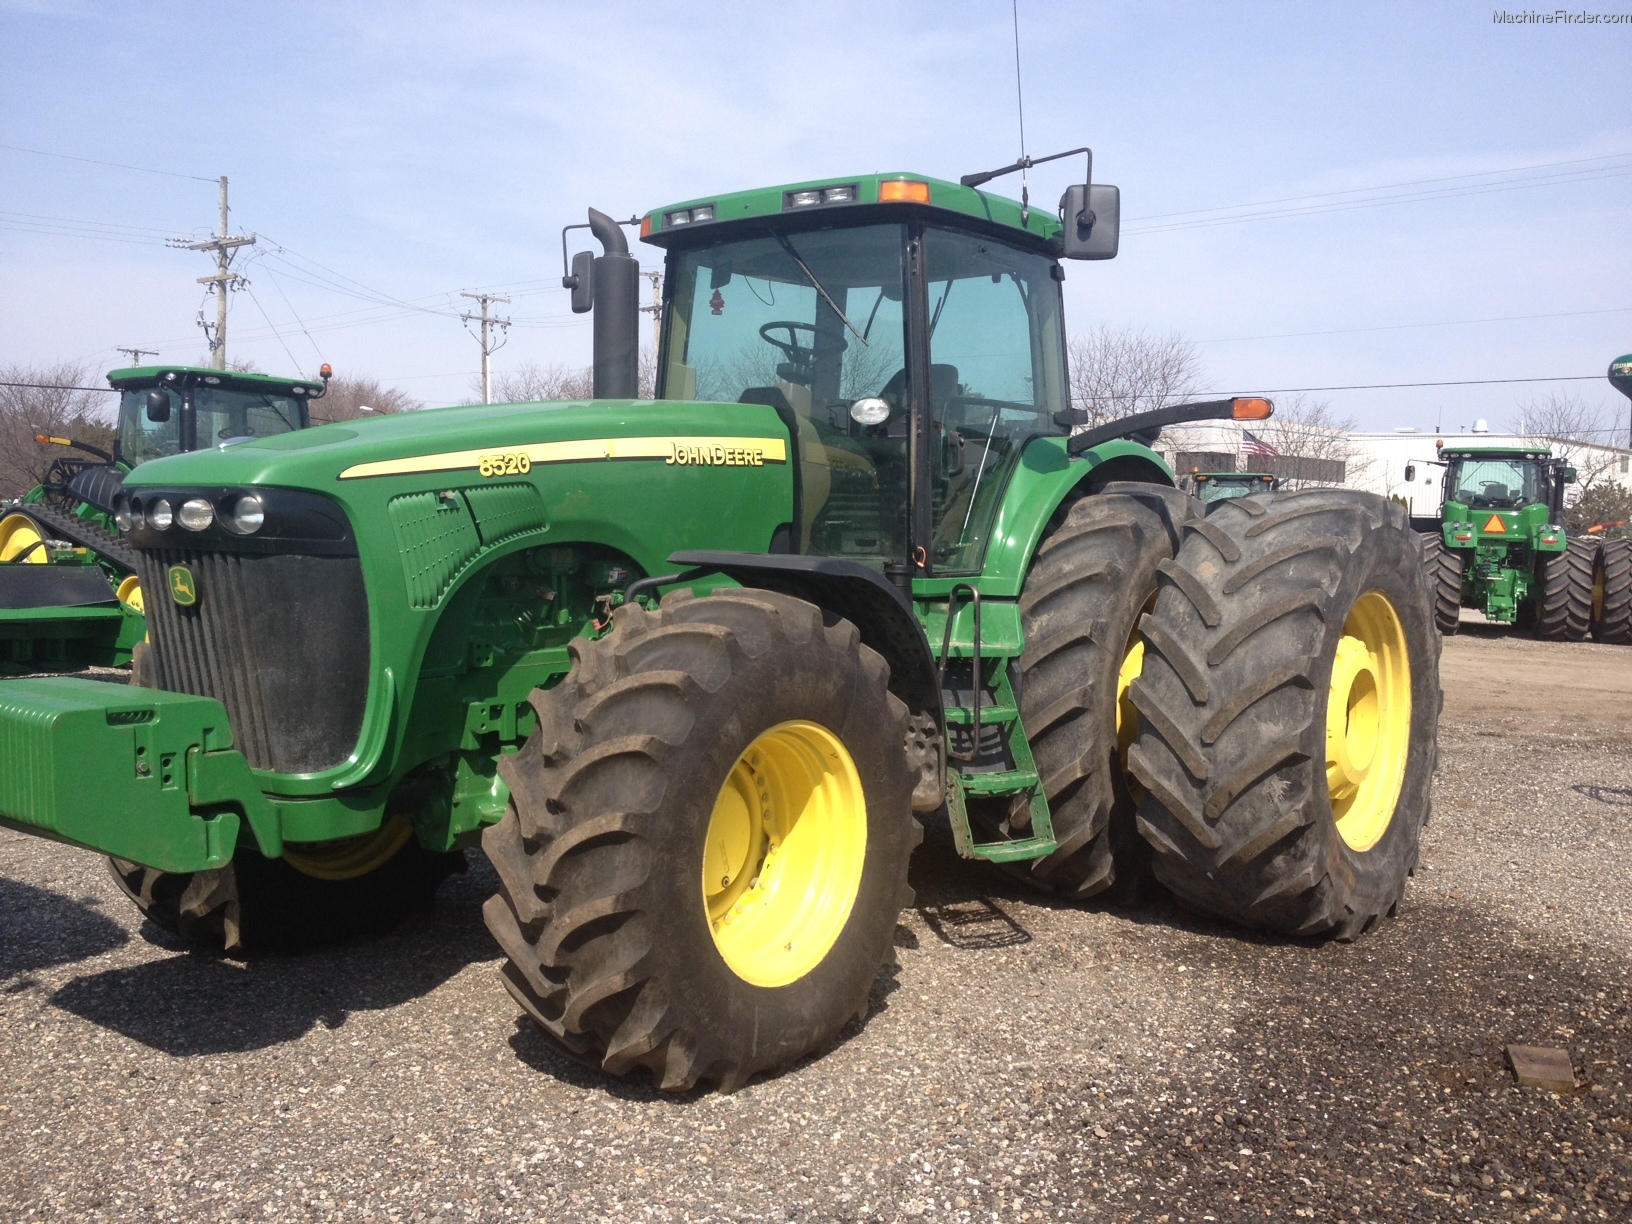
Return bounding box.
[2,630,1630,1222]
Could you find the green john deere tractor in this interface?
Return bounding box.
[1412,444,1606,640]
[1596,353,1632,643]
[1191,470,1277,504]
[0,364,325,672]
[0,157,1441,1091]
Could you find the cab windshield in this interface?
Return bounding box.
[118,385,305,465]
[1446,455,1547,509]
[660,222,1068,573]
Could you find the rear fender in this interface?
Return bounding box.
[665,550,941,727]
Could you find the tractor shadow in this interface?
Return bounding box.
[0,877,130,983]
[906,816,1326,952]
[49,850,499,1056]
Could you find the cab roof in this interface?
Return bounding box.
[107,365,327,397]
[1438,445,1553,459]
[642,172,1063,253]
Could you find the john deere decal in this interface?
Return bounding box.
[168,564,198,607]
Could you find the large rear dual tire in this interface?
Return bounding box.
[1128,490,1441,939]
[1418,532,1463,636]
[1591,538,1632,644]
[1006,483,1194,898]
[1533,537,1598,642]
[481,589,920,1092]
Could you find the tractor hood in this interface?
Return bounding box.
[116,396,795,801]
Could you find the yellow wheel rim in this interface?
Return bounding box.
[702,720,867,988]
[116,574,144,612]
[283,811,415,881]
[0,513,46,564]
[1115,594,1156,791]
[1326,591,1412,852]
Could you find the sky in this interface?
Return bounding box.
[2,0,1629,434]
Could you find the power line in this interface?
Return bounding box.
[0,142,216,183]
[1242,374,1608,394]
[1128,151,1632,223]
[1197,304,1632,344]
[1126,163,1632,236]
[0,381,116,393]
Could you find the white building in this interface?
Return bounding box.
[1154,419,1632,520]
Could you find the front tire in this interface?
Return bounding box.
[1128,490,1440,939]
[109,816,464,954]
[481,588,919,1092]
[111,642,464,951]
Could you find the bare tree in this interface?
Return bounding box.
[1565,482,1632,534]
[487,362,595,404]
[312,376,420,424]
[1250,395,1373,490]
[0,363,116,501]
[487,354,662,404]
[1513,391,1620,491]
[1067,325,1201,426]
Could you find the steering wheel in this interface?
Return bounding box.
[758,321,848,373]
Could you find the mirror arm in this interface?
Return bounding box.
[1066,397,1271,457]
[960,147,1092,190]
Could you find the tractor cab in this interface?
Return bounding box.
[109,365,326,468]
[642,169,1123,580]
[1435,446,1572,522]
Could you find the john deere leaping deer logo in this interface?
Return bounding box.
[167,564,198,607]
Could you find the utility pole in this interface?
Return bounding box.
[168,176,255,370]
[639,269,663,365]
[115,347,158,366]
[460,291,511,404]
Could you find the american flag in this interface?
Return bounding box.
[1242,430,1279,458]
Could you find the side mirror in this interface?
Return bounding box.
[569,250,595,314]
[1562,466,1577,485]
[1404,464,1416,482]
[145,389,171,423]
[1059,183,1120,260]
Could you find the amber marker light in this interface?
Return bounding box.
[640,215,653,238]
[879,180,931,203]
[1230,397,1273,420]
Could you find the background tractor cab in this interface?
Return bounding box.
[0,364,326,673]
[1191,470,1278,504]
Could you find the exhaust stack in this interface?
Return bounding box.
[582,208,640,399]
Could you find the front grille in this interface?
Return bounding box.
[139,548,370,775]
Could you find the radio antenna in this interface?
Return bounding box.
[1012,0,1030,221]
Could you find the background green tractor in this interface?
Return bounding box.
[0,157,1441,1091]
[0,364,325,672]
[1190,470,1278,504]
[1412,444,1610,640]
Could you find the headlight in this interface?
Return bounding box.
[147,498,173,530]
[178,498,214,531]
[113,499,140,533]
[231,494,265,533]
[850,397,891,426]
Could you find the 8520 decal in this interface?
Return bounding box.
[478,452,532,477]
